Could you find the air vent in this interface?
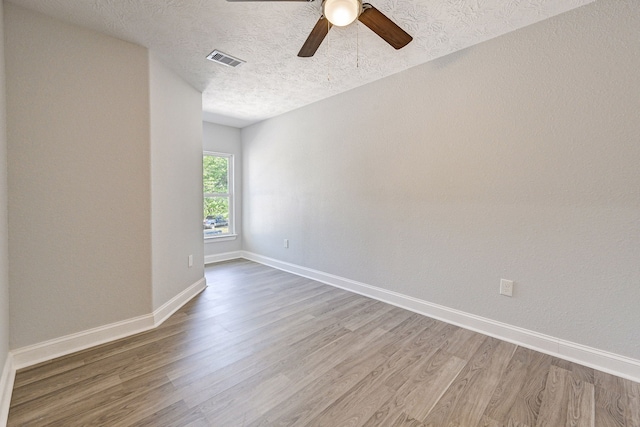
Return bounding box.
[206,50,245,68]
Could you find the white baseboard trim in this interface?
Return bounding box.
[11,314,155,371]
[10,276,206,372]
[204,251,243,265]
[0,353,15,427]
[242,251,640,383]
[153,278,207,325]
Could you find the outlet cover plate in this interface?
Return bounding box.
[500,279,513,297]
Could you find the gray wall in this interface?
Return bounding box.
[242,0,640,360]
[150,54,204,310]
[203,121,242,257]
[0,0,9,372]
[6,4,152,348]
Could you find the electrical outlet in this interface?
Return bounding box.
[500,279,513,297]
[284,239,289,248]
[188,255,193,268]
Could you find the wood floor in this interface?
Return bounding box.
[8,260,640,426]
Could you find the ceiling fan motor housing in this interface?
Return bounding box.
[322,0,363,26]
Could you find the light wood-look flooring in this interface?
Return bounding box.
[8,259,640,426]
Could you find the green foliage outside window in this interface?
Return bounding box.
[203,155,228,194]
[204,197,228,219]
[203,154,231,235]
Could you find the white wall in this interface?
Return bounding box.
[5,4,152,348]
[242,0,640,360]
[150,54,204,310]
[203,121,242,257]
[0,0,10,390]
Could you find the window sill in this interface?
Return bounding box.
[204,234,238,243]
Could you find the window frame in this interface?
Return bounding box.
[203,151,236,241]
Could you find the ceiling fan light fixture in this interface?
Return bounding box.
[323,0,362,26]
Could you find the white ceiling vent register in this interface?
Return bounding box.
[206,50,246,68]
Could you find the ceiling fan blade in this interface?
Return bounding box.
[298,16,332,57]
[358,3,412,50]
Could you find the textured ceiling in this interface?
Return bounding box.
[8,0,593,127]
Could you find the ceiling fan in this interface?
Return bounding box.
[227,0,413,57]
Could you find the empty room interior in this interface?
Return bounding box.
[0,0,639,425]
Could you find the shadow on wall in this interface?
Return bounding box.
[428,47,472,70]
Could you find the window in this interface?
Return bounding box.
[203,152,234,239]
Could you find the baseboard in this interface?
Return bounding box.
[0,354,14,427]
[204,250,242,265]
[10,276,206,371]
[242,251,640,383]
[153,278,207,325]
[11,314,155,371]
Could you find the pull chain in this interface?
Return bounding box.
[327,19,331,81]
[356,21,359,68]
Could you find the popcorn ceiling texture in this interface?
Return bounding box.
[8,0,593,126]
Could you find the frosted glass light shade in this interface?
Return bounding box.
[323,0,361,27]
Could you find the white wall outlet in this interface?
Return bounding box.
[500,279,513,297]
[188,254,193,268]
[284,239,289,248]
